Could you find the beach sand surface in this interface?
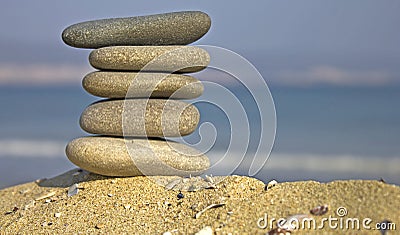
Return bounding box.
[0,169,398,234]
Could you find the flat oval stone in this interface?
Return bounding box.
[66,137,210,176]
[83,71,204,99]
[80,99,199,137]
[89,46,209,73]
[62,11,211,48]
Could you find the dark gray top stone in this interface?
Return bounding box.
[62,11,211,48]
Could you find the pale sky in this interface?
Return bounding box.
[1,0,399,86]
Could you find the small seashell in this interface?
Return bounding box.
[45,199,51,203]
[190,204,198,211]
[265,180,278,190]
[107,193,113,197]
[95,223,105,229]
[67,184,79,197]
[205,175,214,184]
[54,212,61,218]
[124,204,131,209]
[162,232,173,235]
[195,226,213,235]
[24,200,35,210]
[310,204,328,216]
[164,201,172,207]
[267,227,291,235]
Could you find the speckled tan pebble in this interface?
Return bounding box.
[66,137,210,176]
[62,11,211,48]
[82,71,203,99]
[89,46,210,73]
[80,99,199,137]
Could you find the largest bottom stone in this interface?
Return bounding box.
[66,136,209,177]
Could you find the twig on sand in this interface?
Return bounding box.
[34,191,56,201]
[194,203,225,219]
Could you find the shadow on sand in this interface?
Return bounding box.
[37,168,114,188]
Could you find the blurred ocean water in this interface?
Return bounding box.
[0,85,399,188]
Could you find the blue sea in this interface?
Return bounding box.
[0,84,399,188]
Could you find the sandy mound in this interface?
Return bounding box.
[0,169,398,234]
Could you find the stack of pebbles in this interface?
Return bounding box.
[62,11,211,177]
